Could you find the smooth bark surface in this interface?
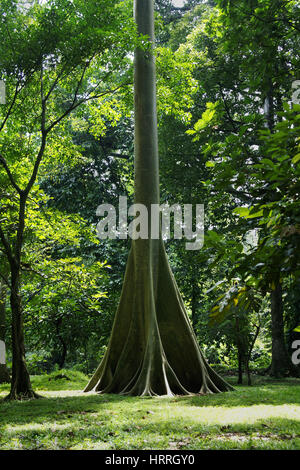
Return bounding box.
[85,0,233,396]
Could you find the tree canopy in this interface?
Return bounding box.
[0,0,299,399]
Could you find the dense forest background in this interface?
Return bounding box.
[0,0,300,389]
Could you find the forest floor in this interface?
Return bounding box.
[0,370,299,450]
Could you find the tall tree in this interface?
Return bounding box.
[0,0,137,399]
[85,0,233,396]
[183,0,299,377]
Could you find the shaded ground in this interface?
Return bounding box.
[0,371,299,450]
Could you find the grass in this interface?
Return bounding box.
[0,370,299,450]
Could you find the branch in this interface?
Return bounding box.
[233,1,300,33]
[22,61,48,197]
[23,283,47,306]
[46,80,131,134]
[20,262,48,279]
[0,81,20,133]
[44,65,68,103]
[24,133,47,196]
[0,271,9,287]
[44,55,96,104]
[73,61,91,105]
[0,222,14,265]
[40,64,47,135]
[218,84,241,132]
[0,154,23,194]
[45,60,97,133]
[226,188,254,204]
[0,74,34,133]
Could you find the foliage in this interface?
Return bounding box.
[1,0,299,394]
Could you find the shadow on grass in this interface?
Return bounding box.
[0,376,300,450]
[0,400,299,450]
[175,381,300,408]
[0,379,299,427]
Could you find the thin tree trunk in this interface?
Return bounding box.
[6,197,37,399]
[245,358,251,386]
[235,317,243,385]
[0,281,10,383]
[245,324,260,386]
[84,344,89,375]
[7,266,38,399]
[237,351,243,385]
[270,279,295,377]
[84,0,233,396]
[55,318,67,369]
[263,84,295,378]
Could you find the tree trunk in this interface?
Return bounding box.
[270,279,295,377]
[235,316,243,385]
[0,282,10,384]
[237,351,243,385]
[6,265,38,399]
[245,323,260,386]
[84,0,233,396]
[84,344,89,375]
[56,318,67,369]
[245,357,251,386]
[264,81,296,378]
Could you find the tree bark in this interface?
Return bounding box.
[6,265,38,399]
[5,195,37,399]
[245,358,251,386]
[270,279,295,377]
[84,0,233,396]
[245,324,260,386]
[0,281,10,383]
[237,351,243,385]
[235,316,244,385]
[263,80,296,378]
[55,318,67,369]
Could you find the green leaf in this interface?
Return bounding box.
[233,207,250,217]
[245,210,263,219]
[292,153,300,164]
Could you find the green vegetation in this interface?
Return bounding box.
[0,372,299,450]
[0,0,299,450]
